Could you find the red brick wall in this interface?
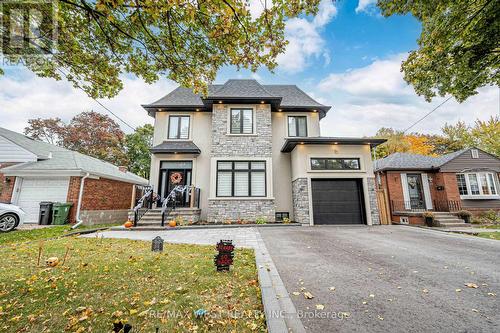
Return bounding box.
[0,163,18,203]
[66,176,134,223]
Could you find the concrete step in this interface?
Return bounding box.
[438,222,471,228]
[435,218,465,223]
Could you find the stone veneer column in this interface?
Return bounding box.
[208,104,275,223]
[367,177,380,225]
[292,178,309,225]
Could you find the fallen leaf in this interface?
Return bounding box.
[422,289,429,293]
[292,292,300,296]
[487,293,496,296]
[471,309,479,313]
[369,294,375,298]
[378,315,384,320]
[455,289,462,292]
[316,304,324,310]
[303,292,314,299]
[465,283,479,289]
[329,287,336,291]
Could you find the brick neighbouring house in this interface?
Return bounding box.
[0,127,148,225]
[374,148,500,225]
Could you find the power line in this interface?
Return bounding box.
[403,56,500,133]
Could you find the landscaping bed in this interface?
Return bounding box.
[0,237,266,332]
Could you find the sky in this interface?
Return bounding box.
[1,0,499,137]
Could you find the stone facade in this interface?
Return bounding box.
[367,177,380,225]
[207,200,275,223]
[208,103,275,222]
[211,104,272,157]
[292,178,310,225]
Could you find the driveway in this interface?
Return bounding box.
[259,225,500,333]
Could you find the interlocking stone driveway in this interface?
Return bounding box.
[259,225,500,333]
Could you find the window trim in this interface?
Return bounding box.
[216,161,267,197]
[309,157,361,171]
[288,115,308,137]
[458,172,499,199]
[167,115,191,140]
[229,108,254,135]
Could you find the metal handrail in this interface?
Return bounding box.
[161,185,193,226]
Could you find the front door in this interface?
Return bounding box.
[158,168,192,207]
[407,174,425,209]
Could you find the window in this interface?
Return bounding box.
[275,212,290,221]
[471,149,479,158]
[457,172,499,197]
[168,116,190,139]
[456,174,468,195]
[310,158,360,170]
[230,108,253,134]
[216,161,266,197]
[288,116,307,137]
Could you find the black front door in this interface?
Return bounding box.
[158,168,192,207]
[407,174,425,209]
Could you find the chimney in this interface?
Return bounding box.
[118,166,128,173]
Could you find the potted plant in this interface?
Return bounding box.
[457,210,472,223]
[282,217,291,224]
[422,212,435,227]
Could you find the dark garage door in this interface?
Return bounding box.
[311,179,365,225]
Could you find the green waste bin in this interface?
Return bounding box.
[52,202,73,225]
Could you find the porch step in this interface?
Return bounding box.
[138,208,201,225]
[437,222,471,228]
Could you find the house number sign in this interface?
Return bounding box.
[214,240,235,271]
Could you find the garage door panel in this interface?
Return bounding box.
[311,179,365,225]
[16,177,70,223]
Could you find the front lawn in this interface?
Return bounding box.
[0,237,265,332]
[478,225,500,229]
[0,224,118,246]
[477,232,500,240]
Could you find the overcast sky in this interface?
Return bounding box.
[1,0,498,136]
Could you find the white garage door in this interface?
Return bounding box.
[16,177,70,223]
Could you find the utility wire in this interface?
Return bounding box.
[403,56,500,133]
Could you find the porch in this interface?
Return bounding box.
[391,199,462,214]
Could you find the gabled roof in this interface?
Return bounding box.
[150,141,201,154]
[374,149,469,172]
[142,79,330,117]
[0,127,148,184]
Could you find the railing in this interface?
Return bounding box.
[391,199,462,213]
[160,185,201,226]
[133,186,153,227]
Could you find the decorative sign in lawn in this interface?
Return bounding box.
[152,236,164,252]
[214,239,235,271]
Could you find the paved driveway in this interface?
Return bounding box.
[259,225,500,333]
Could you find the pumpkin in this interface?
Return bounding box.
[124,221,133,228]
[168,220,177,228]
[46,257,59,267]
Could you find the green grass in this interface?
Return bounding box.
[0,224,118,246]
[478,225,500,229]
[0,237,265,332]
[477,232,500,240]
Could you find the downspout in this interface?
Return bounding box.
[71,173,90,229]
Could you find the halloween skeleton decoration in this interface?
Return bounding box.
[170,172,183,184]
[46,257,59,267]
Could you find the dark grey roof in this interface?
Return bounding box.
[1,127,148,184]
[209,79,276,99]
[374,149,468,171]
[142,79,329,113]
[150,141,201,154]
[281,137,386,152]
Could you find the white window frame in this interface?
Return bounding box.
[459,172,500,199]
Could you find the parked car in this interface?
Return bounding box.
[0,203,25,232]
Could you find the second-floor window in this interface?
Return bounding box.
[230,108,253,134]
[168,115,190,139]
[288,116,307,137]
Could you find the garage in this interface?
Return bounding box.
[15,177,70,223]
[311,179,365,225]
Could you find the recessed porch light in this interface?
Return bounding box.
[218,101,223,104]
[260,101,265,104]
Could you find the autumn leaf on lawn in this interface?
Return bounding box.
[316,304,325,310]
[303,292,314,299]
[465,283,479,289]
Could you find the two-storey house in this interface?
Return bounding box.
[142,79,385,225]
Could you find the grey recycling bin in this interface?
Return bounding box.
[38,202,54,225]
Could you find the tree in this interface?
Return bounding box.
[24,111,128,166]
[441,120,474,152]
[63,112,128,166]
[378,0,500,102]
[125,124,154,178]
[373,127,410,159]
[0,0,323,98]
[24,118,65,145]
